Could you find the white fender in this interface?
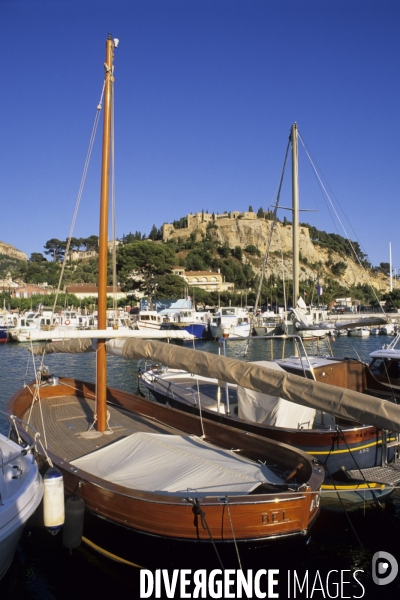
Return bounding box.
[43,467,65,534]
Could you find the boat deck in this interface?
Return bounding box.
[142,375,238,411]
[23,389,181,462]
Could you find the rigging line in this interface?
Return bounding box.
[225,500,242,570]
[298,133,369,256]
[245,138,291,357]
[111,68,118,316]
[195,377,205,439]
[51,81,106,316]
[322,462,368,556]
[297,133,384,313]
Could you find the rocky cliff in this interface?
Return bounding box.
[164,216,389,292]
[0,241,28,262]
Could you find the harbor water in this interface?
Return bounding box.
[1,335,400,598]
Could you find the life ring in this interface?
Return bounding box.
[65,320,70,325]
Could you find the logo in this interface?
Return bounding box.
[372,551,398,586]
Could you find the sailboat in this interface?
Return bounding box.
[135,124,400,509]
[7,38,323,567]
[287,124,387,339]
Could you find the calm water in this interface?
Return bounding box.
[1,335,400,599]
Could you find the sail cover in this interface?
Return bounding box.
[238,361,316,428]
[105,338,400,433]
[31,336,400,432]
[71,432,283,497]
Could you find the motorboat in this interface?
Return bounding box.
[209,306,251,338]
[0,411,43,580]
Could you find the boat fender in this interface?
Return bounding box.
[43,467,65,535]
[62,496,85,550]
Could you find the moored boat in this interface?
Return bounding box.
[209,306,251,339]
[6,37,324,568]
[136,334,400,510]
[0,411,43,580]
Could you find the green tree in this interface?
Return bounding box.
[29,252,47,263]
[43,238,66,262]
[331,261,347,277]
[82,235,99,252]
[116,241,176,308]
[232,246,243,261]
[149,225,161,241]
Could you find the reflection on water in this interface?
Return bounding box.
[1,336,400,597]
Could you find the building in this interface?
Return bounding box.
[10,284,52,299]
[162,210,258,241]
[64,284,126,301]
[171,267,234,293]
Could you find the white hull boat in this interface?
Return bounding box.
[348,328,370,337]
[0,412,43,580]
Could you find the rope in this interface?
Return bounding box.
[322,461,367,555]
[195,377,205,439]
[51,81,106,316]
[297,132,385,316]
[245,138,291,357]
[111,70,118,318]
[81,536,143,568]
[187,497,224,569]
[225,499,242,569]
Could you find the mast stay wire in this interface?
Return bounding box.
[297,132,384,314]
[51,81,107,317]
[111,67,118,318]
[243,138,291,359]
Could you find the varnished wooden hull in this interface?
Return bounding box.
[7,379,322,555]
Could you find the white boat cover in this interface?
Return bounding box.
[71,433,283,497]
[238,361,316,429]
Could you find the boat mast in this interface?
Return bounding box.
[97,35,115,432]
[291,123,299,307]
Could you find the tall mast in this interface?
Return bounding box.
[291,123,299,307]
[97,35,115,432]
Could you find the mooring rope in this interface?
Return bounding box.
[187,497,224,569]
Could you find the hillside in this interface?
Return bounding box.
[162,214,389,292]
[0,241,28,279]
[0,241,28,262]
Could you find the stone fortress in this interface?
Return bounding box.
[161,210,390,292]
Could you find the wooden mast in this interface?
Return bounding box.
[97,35,115,432]
[291,122,299,308]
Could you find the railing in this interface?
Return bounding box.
[138,361,200,406]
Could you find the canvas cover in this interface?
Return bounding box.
[105,338,400,433]
[237,361,316,429]
[35,336,400,432]
[71,433,283,497]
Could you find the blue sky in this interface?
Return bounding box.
[2,0,399,270]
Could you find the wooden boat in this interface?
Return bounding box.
[7,37,323,568]
[0,411,43,580]
[135,334,400,510]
